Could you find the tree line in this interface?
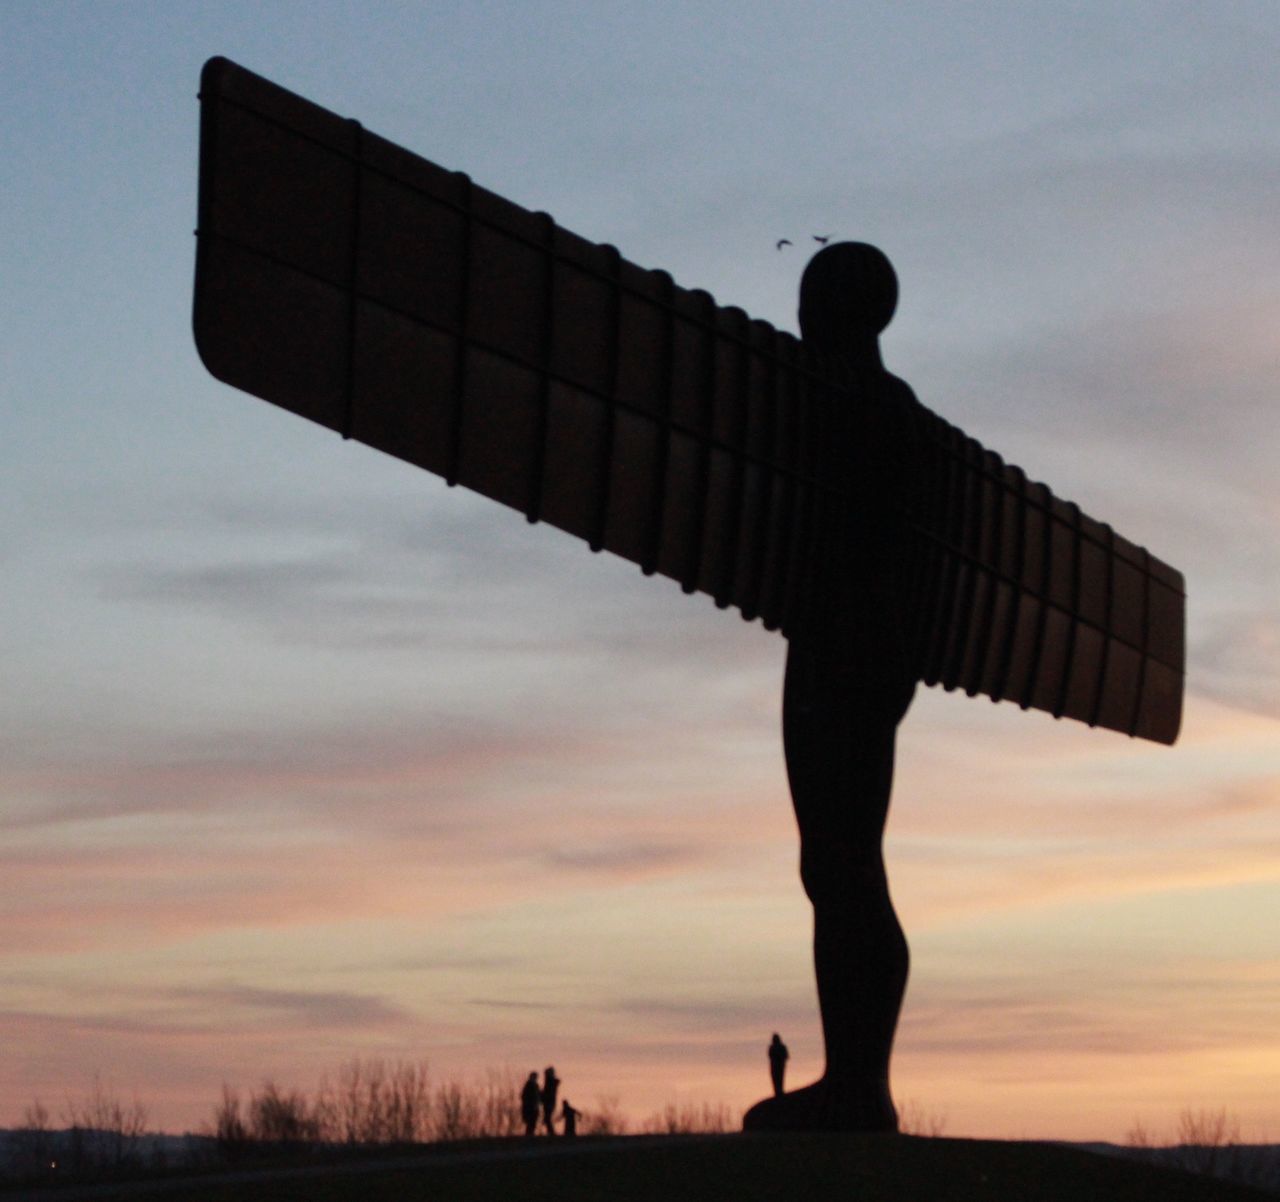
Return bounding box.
[5,1061,732,1185]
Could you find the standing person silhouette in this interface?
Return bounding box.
[560,1100,580,1137]
[540,1066,561,1135]
[744,243,921,1134]
[767,1033,789,1097]
[520,1071,541,1137]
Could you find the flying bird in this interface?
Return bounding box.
[775,238,793,250]
[812,234,832,244]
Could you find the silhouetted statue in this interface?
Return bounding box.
[541,1066,560,1135]
[520,1071,541,1138]
[193,58,1186,1136]
[744,245,916,1133]
[767,1032,790,1097]
[560,1100,580,1137]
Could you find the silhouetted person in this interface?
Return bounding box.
[768,1033,789,1096]
[520,1071,541,1137]
[743,243,920,1134]
[560,1100,580,1137]
[540,1066,560,1135]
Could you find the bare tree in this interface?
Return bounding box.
[1124,1117,1154,1151]
[60,1076,149,1172]
[431,1078,484,1142]
[1125,1106,1278,1191]
[313,1058,432,1144]
[897,1097,947,1138]
[10,1099,57,1179]
[248,1080,318,1144]
[582,1094,630,1136]
[479,1066,522,1138]
[639,1100,732,1134]
[384,1060,433,1143]
[1176,1106,1241,1177]
[212,1084,249,1158]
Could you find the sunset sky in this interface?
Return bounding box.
[3,2,1278,1142]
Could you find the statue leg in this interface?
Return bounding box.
[744,643,912,1133]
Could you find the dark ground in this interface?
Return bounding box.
[9,1133,1275,1202]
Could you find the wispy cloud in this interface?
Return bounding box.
[541,841,701,875]
[162,983,413,1030]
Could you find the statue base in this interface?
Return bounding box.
[742,1077,898,1133]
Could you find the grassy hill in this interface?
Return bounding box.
[62,1133,1274,1201]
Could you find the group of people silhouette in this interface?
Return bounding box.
[518,1037,790,1139]
[521,1066,579,1137]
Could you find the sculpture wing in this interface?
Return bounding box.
[193,57,1183,744]
[901,408,1184,744]
[194,55,827,634]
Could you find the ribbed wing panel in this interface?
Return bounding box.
[193,55,826,634]
[904,408,1184,743]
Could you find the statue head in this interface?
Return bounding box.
[798,242,898,357]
